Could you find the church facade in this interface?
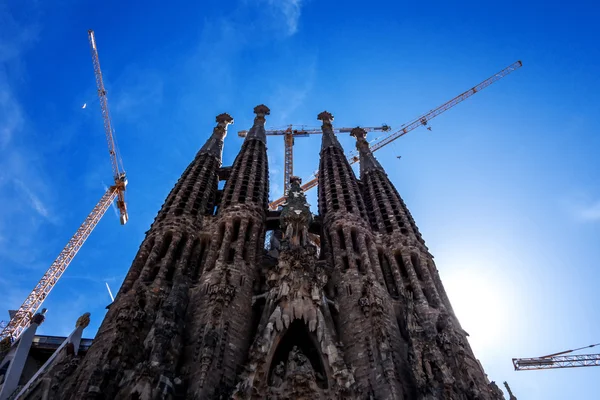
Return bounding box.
[20,105,505,399]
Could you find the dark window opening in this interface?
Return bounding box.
[173,234,187,263]
[148,265,160,282]
[356,258,366,275]
[217,223,225,247]
[342,256,350,272]
[351,230,359,253]
[227,248,235,264]
[337,228,345,250]
[133,237,154,273]
[347,284,352,296]
[232,219,241,242]
[395,253,409,279]
[379,251,399,299]
[411,254,423,281]
[187,240,201,280]
[157,232,173,262]
[423,287,436,308]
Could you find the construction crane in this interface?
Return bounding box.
[512,343,600,371]
[0,30,127,346]
[268,60,523,210]
[238,124,391,194]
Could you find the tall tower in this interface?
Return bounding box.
[352,127,498,399]
[48,113,234,399]
[317,112,409,398]
[18,107,504,400]
[179,105,271,397]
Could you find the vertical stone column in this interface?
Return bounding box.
[352,127,504,400]
[318,114,406,399]
[54,114,233,400]
[181,105,270,399]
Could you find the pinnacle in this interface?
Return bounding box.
[245,104,270,143]
[318,110,343,151]
[351,128,384,176]
[198,112,233,159]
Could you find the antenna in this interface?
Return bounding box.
[105,282,115,302]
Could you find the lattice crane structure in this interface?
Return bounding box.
[0,30,127,346]
[268,60,523,210]
[239,124,391,194]
[513,343,600,371]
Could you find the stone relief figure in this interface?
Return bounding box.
[271,361,285,387]
[288,346,314,377]
[280,176,313,249]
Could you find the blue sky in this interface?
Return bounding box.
[1,0,599,398]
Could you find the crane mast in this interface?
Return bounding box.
[0,31,127,346]
[88,30,128,225]
[268,60,523,210]
[239,124,390,195]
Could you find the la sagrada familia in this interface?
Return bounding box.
[21,105,506,399]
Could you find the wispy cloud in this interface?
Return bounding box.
[267,57,316,122]
[0,87,24,149]
[261,0,304,36]
[14,178,50,219]
[0,5,61,290]
[574,199,600,221]
[563,192,600,222]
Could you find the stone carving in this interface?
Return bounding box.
[19,108,505,400]
[280,176,313,249]
[75,312,91,328]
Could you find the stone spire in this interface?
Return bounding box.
[350,127,383,177]
[318,111,342,151]
[198,113,234,160]
[244,104,270,144]
[280,176,313,249]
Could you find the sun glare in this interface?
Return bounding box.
[443,267,511,353]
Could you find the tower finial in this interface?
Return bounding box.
[318,111,342,151]
[351,127,384,176]
[198,112,234,160]
[245,104,270,143]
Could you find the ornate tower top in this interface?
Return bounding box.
[318,111,342,151]
[198,112,234,159]
[244,104,270,143]
[351,127,384,177]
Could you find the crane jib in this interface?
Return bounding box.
[268,60,522,210]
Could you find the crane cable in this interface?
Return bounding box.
[541,342,600,358]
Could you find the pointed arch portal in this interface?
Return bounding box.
[268,319,328,389]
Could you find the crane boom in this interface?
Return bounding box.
[88,30,128,225]
[0,30,128,348]
[513,342,600,371]
[0,187,118,343]
[268,60,523,210]
[512,354,600,371]
[367,60,522,156]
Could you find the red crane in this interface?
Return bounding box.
[239,124,391,194]
[268,60,523,210]
[0,30,128,345]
